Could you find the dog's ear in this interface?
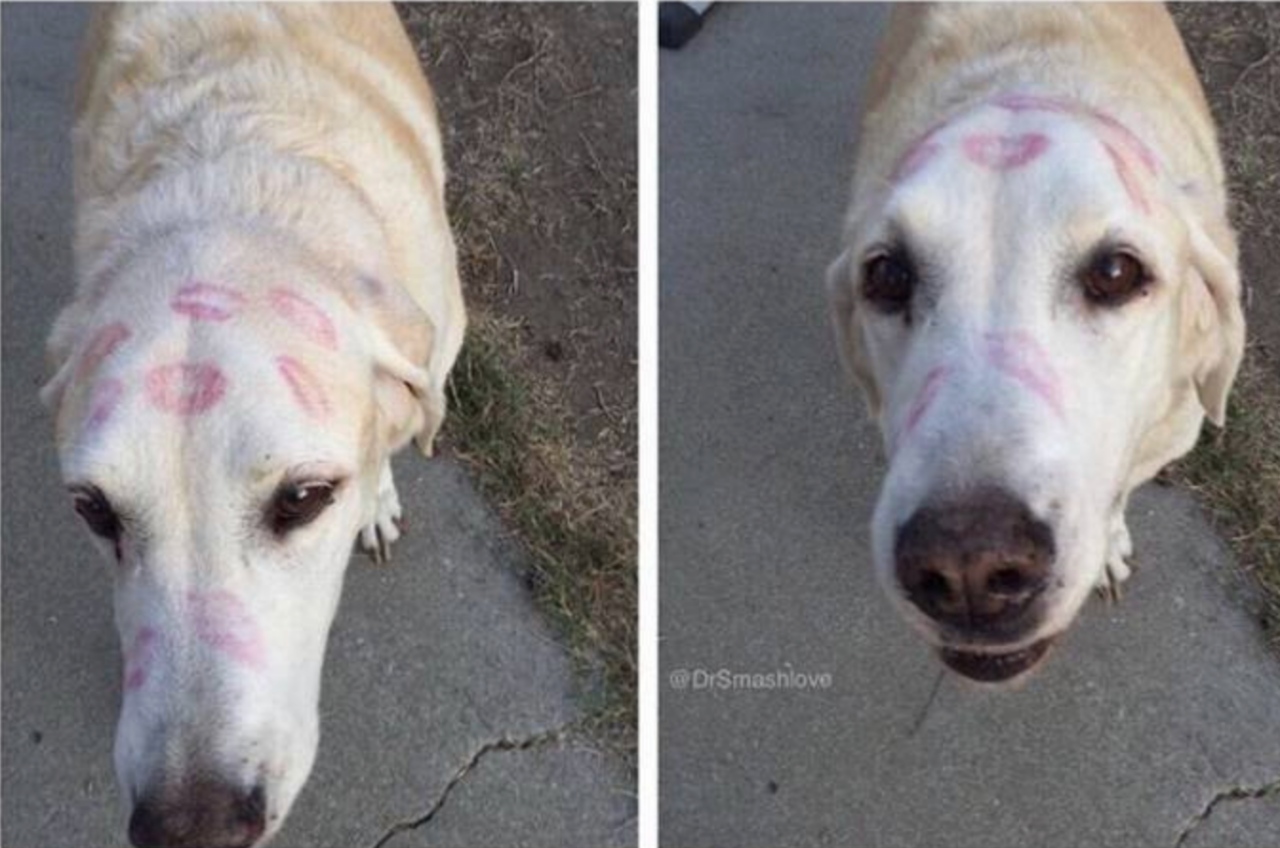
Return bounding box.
[356,277,447,457]
[1177,211,1245,427]
[826,249,882,417]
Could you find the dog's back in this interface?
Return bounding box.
[72,4,463,378]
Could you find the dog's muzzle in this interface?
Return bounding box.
[895,486,1057,681]
[128,779,266,848]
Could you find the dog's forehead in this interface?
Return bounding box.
[60,325,365,492]
[887,103,1149,234]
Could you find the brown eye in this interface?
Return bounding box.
[71,485,122,543]
[1082,250,1149,306]
[863,251,916,313]
[268,481,337,535]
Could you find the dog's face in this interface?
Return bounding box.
[829,97,1243,683]
[44,240,430,845]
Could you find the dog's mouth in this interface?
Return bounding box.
[938,636,1055,682]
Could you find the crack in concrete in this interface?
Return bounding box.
[1174,778,1280,848]
[368,722,577,848]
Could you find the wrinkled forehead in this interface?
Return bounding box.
[59,325,367,487]
[881,96,1158,239]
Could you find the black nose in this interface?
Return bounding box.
[128,781,266,848]
[895,487,1054,636]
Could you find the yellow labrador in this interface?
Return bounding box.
[41,4,466,845]
[827,3,1243,684]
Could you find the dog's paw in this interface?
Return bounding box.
[1095,514,1134,603]
[359,463,403,564]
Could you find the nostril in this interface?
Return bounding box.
[240,784,267,839]
[988,566,1028,596]
[918,570,952,603]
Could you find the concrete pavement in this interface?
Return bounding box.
[0,5,634,847]
[659,5,1280,847]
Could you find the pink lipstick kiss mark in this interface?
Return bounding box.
[1090,110,1157,175]
[983,332,1065,420]
[268,288,338,350]
[171,282,246,322]
[85,378,126,431]
[76,322,132,381]
[962,133,1050,170]
[145,362,227,415]
[990,93,1158,175]
[1103,142,1150,215]
[899,365,950,448]
[124,627,158,692]
[894,141,943,182]
[276,355,330,419]
[188,591,266,670]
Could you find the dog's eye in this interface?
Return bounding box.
[268,481,337,535]
[862,251,916,313]
[70,485,122,543]
[1081,250,1150,306]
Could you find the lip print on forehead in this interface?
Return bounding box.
[145,362,227,415]
[962,133,1050,171]
[989,92,1158,174]
[276,355,331,419]
[268,288,338,350]
[76,322,132,381]
[170,282,246,322]
[894,140,943,182]
[1103,142,1151,215]
[85,378,126,432]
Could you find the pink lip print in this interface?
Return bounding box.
[983,332,1065,419]
[144,362,227,415]
[171,282,246,322]
[276,355,331,419]
[76,322,132,381]
[188,591,267,670]
[962,133,1050,170]
[124,627,159,692]
[268,288,338,350]
[85,378,126,431]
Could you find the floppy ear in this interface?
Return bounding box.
[826,249,882,417]
[356,278,447,457]
[1178,213,1245,427]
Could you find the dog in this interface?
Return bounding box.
[826,3,1244,685]
[40,4,466,845]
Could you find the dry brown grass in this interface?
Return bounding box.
[1168,4,1280,647]
[396,4,637,752]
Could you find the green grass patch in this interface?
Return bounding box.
[444,313,637,751]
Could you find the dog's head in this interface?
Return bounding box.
[42,233,435,846]
[828,95,1243,683]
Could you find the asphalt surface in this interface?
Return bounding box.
[0,5,633,847]
[660,5,1280,847]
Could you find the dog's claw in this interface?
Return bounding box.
[1095,513,1134,603]
[359,462,403,565]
